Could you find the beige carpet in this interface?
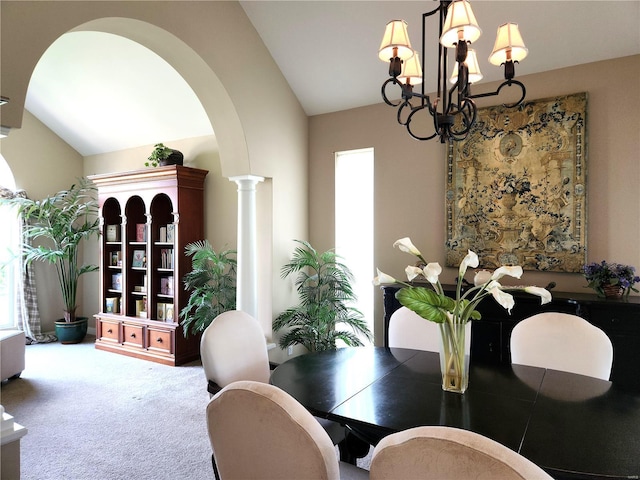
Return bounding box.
[1,336,372,479]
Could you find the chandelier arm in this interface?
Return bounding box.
[405,105,439,141]
[468,80,527,108]
[424,3,445,19]
[448,129,470,142]
[450,99,477,137]
[381,78,404,107]
[397,102,414,126]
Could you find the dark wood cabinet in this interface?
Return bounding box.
[382,285,640,390]
[90,166,208,366]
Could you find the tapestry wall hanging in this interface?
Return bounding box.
[445,92,587,273]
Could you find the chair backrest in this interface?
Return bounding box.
[200,310,270,391]
[369,426,553,480]
[207,380,341,480]
[510,312,613,381]
[388,306,440,352]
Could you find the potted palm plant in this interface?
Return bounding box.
[273,240,372,352]
[179,240,237,337]
[2,178,100,343]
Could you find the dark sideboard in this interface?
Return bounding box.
[381,285,640,391]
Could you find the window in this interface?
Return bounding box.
[335,148,374,342]
[0,155,18,329]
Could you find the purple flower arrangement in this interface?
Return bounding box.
[583,261,640,297]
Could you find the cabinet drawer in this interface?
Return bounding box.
[122,324,144,347]
[147,328,173,354]
[98,319,120,342]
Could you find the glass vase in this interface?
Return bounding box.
[438,320,472,394]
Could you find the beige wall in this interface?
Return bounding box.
[309,55,640,345]
[0,1,308,348]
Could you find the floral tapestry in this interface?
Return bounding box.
[445,92,587,273]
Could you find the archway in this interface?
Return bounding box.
[71,17,250,177]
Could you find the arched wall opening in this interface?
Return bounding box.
[71,17,250,178]
[0,3,304,349]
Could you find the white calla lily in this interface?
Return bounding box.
[373,269,396,286]
[489,286,515,313]
[459,250,479,277]
[491,265,523,280]
[393,237,421,257]
[423,262,442,284]
[524,286,552,305]
[405,266,423,281]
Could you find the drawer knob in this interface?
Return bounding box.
[107,329,113,334]
[156,337,163,343]
[130,333,136,338]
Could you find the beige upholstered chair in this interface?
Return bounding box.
[201,310,348,477]
[369,426,552,480]
[388,306,440,352]
[510,312,613,381]
[207,380,369,480]
[200,310,271,396]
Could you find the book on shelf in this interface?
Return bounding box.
[110,250,122,267]
[160,248,174,269]
[166,224,175,243]
[105,297,120,313]
[165,304,174,322]
[111,273,122,291]
[133,285,145,292]
[105,224,121,242]
[135,297,147,317]
[132,250,146,268]
[136,223,146,242]
[157,302,166,321]
[160,276,174,296]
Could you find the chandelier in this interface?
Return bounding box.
[379,0,528,143]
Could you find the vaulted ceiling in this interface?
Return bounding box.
[23,1,640,156]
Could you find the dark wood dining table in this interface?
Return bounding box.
[270,346,640,480]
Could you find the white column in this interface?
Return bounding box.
[230,175,264,320]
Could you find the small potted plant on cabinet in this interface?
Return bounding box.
[583,260,640,298]
[2,178,100,343]
[145,143,184,167]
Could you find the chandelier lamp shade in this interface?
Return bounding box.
[379,0,528,143]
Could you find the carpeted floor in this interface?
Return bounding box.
[1,336,217,479]
[1,336,372,480]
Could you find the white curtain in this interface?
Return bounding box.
[0,187,56,343]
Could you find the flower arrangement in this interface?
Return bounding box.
[374,237,552,393]
[583,261,639,298]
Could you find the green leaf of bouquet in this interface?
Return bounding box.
[396,287,455,324]
[457,298,482,321]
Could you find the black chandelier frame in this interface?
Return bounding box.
[381,1,526,143]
